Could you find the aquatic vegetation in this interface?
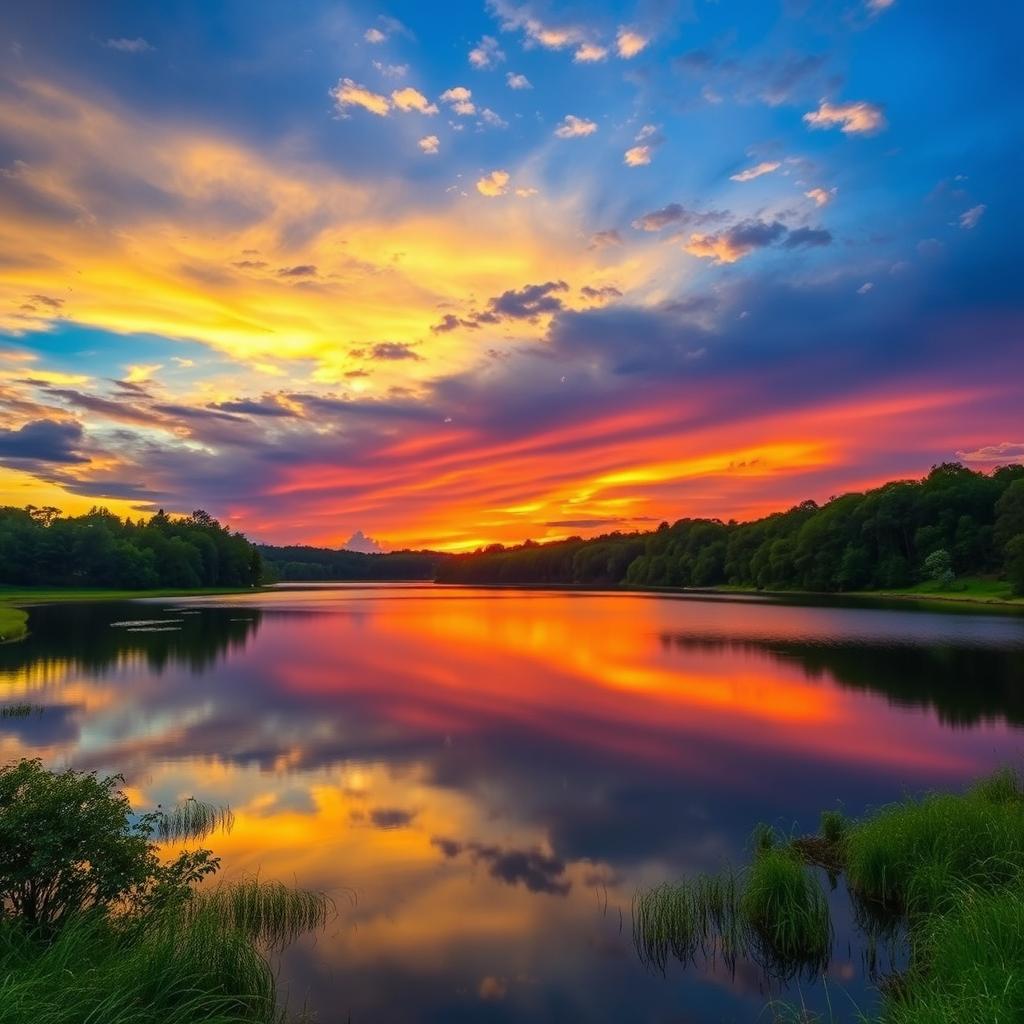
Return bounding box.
[155,798,236,844]
[633,846,831,979]
[741,847,831,971]
[0,705,37,719]
[637,768,1024,1023]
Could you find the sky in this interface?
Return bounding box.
[0,0,1021,551]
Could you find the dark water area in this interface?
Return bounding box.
[1,584,1023,1022]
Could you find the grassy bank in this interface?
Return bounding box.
[0,606,28,643]
[634,768,1024,1021]
[0,587,268,644]
[698,576,1024,609]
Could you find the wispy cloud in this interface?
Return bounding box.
[959,204,986,229]
[104,37,153,54]
[330,78,391,117]
[506,72,532,89]
[803,99,887,135]
[554,114,598,138]
[469,35,505,69]
[730,160,781,182]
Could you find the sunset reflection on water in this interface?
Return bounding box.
[1,585,1022,1022]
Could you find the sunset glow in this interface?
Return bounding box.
[0,2,1019,548]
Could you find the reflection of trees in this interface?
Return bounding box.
[659,633,1024,727]
[0,602,261,678]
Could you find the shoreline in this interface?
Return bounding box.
[0,587,272,644]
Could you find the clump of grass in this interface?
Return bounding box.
[845,771,1024,915]
[820,809,848,845]
[741,847,831,972]
[197,879,333,950]
[634,847,830,980]
[884,883,1024,1023]
[154,798,235,843]
[0,704,37,719]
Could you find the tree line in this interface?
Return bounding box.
[0,506,262,589]
[435,463,1024,595]
[258,544,444,582]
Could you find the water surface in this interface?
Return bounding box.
[2,585,1023,1022]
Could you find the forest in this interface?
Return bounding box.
[258,544,444,581]
[436,463,1024,595]
[0,506,262,589]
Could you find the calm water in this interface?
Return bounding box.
[2,584,1024,1022]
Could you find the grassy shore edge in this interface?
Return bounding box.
[0,586,272,644]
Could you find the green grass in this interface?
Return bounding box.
[844,771,1024,916]
[884,884,1024,1024]
[0,586,264,605]
[638,769,1024,1022]
[0,587,269,645]
[633,839,831,979]
[849,577,1023,607]
[0,607,28,644]
[741,847,831,970]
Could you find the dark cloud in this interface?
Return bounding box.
[0,419,88,464]
[276,264,318,278]
[27,294,64,309]
[783,226,833,248]
[631,203,727,232]
[210,397,296,417]
[350,342,422,361]
[41,387,164,426]
[232,260,268,270]
[488,280,569,320]
[580,285,623,301]
[431,837,570,895]
[368,807,416,829]
[431,281,569,332]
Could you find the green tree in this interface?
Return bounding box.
[1006,535,1024,597]
[922,548,955,589]
[0,759,217,930]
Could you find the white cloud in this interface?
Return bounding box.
[624,145,651,167]
[858,281,874,294]
[331,78,392,117]
[554,114,597,138]
[959,204,986,229]
[440,86,475,116]
[506,72,532,89]
[104,37,153,53]
[730,160,781,182]
[956,441,1024,463]
[390,87,438,114]
[574,43,608,63]
[418,135,440,155]
[344,529,383,553]
[515,187,539,198]
[487,1,586,51]
[479,108,508,129]
[616,27,649,58]
[476,170,511,197]
[803,99,886,135]
[364,27,387,43]
[805,187,837,206]
[867,0,896,11]
[469,35,505,69]
[635,124,658,141]
[373,60,408,79]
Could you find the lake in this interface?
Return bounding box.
[2,584,1023,1022]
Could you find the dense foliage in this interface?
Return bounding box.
[437,464,1024,595]
[0,759,328,1023]
[259,543,445,581]
[0,507,262,589]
